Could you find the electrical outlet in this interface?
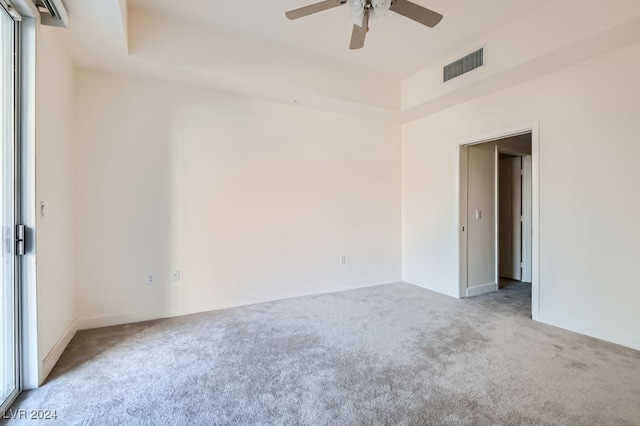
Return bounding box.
[340,256,346,265]
[171,270,181,282]
[147,274,154,285]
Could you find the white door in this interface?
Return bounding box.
[521,155,533,283]
[498,157,522,281]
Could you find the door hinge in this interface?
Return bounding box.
[520,262,524,268]
[16,224,25,256]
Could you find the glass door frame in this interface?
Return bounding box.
[0,0,21,415]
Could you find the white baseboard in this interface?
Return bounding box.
[536,311,640,352]
[466,282,498,297]
[78,277,402,330]
[78,308,168,330]
[40,318,78,385]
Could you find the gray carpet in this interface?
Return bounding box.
[4,282,640,425]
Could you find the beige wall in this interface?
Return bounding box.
[74,69,402,327]
[402,41,640,350]
[35,27,76,381]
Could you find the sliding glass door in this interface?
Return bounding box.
[0,1,18,413]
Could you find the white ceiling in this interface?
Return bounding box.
[126,0,550,79]
[54,0,640,120]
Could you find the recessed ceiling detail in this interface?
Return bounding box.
[55,0,640,121]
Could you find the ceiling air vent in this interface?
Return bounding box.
[443,48,484,82]
[34,0,68,28]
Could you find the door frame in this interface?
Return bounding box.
[0,0,20,414]
[16,2,39,391]
[0,2,40,412]
[458,122,540,320]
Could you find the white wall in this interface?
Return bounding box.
[402,41,640,350]
[35,26,77,381]
[74,69,401,328]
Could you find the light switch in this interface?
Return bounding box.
[475,210,481,220]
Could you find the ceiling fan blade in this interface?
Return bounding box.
[390,0,443,28]
[285,0,343,20]
[349,9,370,50]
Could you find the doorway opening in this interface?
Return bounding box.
[498,148,532,290]
[459,129,537,315]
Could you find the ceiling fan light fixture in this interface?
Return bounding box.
[371,0,391,21]
[347,0,366,24]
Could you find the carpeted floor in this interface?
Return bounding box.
[4,282,640,425]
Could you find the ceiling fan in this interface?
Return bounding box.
[285,0,443,50]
